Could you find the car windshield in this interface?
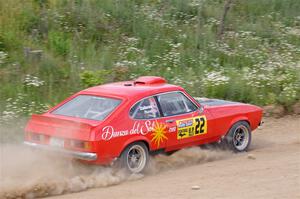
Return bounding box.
[51,95,121,121]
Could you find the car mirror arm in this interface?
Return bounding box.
[198,105,204,114]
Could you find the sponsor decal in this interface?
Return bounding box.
[177,116,207,139]
[139,105,153,111]
[101,120,155,141]
[178,119,193,128]
[101,120,169,147]
[169,126,177,133]
[151,122,168,147]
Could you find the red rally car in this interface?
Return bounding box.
[24,76,263,173]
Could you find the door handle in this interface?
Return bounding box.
[165,119,175,123]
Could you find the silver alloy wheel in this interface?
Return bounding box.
[126,144,147,173]
[233,125,250,151]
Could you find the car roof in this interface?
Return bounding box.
[79,76,184,99]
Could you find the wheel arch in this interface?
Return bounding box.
[224,117,252,152]
[229,116,251,132]
[118,137,150,157]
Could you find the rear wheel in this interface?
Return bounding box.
[224,121,251,152]
[119,142,149,173]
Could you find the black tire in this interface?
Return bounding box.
[119,142,149,173]
[224,121,251,152]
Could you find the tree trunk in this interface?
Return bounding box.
[217,0,233,40]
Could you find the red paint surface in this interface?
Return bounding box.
[25,76,263,164]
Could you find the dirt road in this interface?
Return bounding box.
[1,116,300,199]
[47,116,300,199]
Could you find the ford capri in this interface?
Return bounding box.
[24,76,263,173]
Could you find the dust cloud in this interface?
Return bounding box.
[149,147,231,173]
[0,144,231,199]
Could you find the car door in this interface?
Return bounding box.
[129,96,169,149]
[156,92,208,150]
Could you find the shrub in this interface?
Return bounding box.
[80,70,112,88]
[48,31,70,56]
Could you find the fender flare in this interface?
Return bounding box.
[229,116,250,131]
[118,136,151,157]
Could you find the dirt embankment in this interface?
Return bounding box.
[0,116,299,199]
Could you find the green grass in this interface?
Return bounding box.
[0,0,300,123]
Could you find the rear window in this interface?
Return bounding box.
[51,95,121,121]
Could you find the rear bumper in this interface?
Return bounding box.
[23,141,97,161]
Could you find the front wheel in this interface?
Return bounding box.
[119,142,149,173]
[224,121,251,152]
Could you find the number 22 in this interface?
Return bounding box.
[195,117,205,135]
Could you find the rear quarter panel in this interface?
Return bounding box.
[92,98,156,162]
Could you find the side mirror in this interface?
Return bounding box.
[198,105,204,114]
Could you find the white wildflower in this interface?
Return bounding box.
[0,51,8,64]
[24,74,45,87]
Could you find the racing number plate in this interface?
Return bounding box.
[177,116,207,139]
[49,137,64,148]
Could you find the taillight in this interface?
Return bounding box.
[69,140,91,150]
[28,132,47,142]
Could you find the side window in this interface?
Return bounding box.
[157,92,198,116]
[130,97,160,119]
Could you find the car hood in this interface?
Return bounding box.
[195,98,242,107]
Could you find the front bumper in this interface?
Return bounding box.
[258,120,264,129]
[23,141,97,161]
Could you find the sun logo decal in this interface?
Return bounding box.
[151,121,168,147]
